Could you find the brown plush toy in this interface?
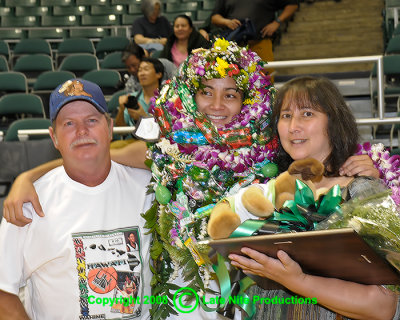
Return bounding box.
[207,158,325,239]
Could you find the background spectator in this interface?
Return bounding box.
[121,42,176,94]
[160,15,211,67]
[211,0,298,63]
[131,0,173,53]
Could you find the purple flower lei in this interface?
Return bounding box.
[356,142,400,206]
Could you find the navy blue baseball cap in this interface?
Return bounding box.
[49,79,108,122]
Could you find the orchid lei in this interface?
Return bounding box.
[142,39,279,319]
[356,142,400,206]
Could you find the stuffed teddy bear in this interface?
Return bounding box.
[207,158,325,239]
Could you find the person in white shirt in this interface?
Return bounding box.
[0,79,153,320]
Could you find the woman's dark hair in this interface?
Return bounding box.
[140,57,165,86]
[122,42,145,62]
[173,14,194,29]
[272,76,359,176]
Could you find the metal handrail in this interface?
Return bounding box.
[10,56,391,141]
[16,127,135,141]
[267,55,385,121]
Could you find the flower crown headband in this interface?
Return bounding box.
[178,38,270,103]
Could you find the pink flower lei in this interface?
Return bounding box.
[356,142,400,206]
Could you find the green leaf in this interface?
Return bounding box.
[150,238,163,260]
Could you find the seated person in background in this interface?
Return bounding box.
[131,0,172,53]
[211,0,298,62]
[160,14,211,67]
[115,57,164,128]
[0,79,153,319]
[122,42,176,93]
[229,76,400,320]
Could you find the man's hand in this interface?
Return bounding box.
[225,18,241,30]
[261,21,280,38]
[199,29,209,41]
[339,154,379,178]
[3,172,43,227]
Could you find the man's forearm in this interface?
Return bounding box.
[277,4,298,23]
[0,290,29,320]
[211,14,228,28]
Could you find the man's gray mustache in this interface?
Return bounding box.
[70,138,97,148]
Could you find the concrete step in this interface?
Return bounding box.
[275,40,383,59]
[280,30,383,46]
[296,7,383,22]
[300,0,383,11]
[287,16,382,33]
[271,63,374,77]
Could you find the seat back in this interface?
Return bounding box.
[82,69,121,96]
[4,118,51,141]
[57,38,96,66]
[100,51,126,70]
[96,36,130,59]
[0,55,9,72]
[108,89,127,117]
[0,72,28,96]
[13,54,54,80]
[13,38,52,56]
[0,93,45,117]
[59,54,99,78]
[32,70,76,118]
[386,37,400,54]
[0,40,10,61]
[0,93,45,131]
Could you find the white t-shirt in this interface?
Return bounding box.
[0,161,153,320]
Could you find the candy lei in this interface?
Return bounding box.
[142,39,279,319]
[356,142,400,206]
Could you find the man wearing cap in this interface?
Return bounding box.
[0,79,152,319]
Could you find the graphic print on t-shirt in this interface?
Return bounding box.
[72,227,144,319]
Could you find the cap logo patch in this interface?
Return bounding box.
[58,80,92,98]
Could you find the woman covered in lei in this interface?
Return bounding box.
[143,38,279,318]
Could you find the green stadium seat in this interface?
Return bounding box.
[91,5,127,15]
[1,16,39,28]
[122,14,141,25]
[81,14,121,26]
[0,40,10,61]
[0,72,28,95]
[164,11,196,21]
[77,0,109,5]
[111,0,134,4]
[128,4,142,14]
[13,54,54,84]
[203,0,215,10]
[0,7,13,16]
[4,118,52,141]
[32,70,76,118]
[27,28,67,40]
[15,6,49,17]
[0,56,9,72]
[5,0,37,6]
[57,38,95,66]
[197,10,212,21]
[387,36,400,54]
[95,36,129,59]
[0,29,26,40]
[107,89,127,117]
[0,93,44,118]
[82,69,121,95]
[53,6,88,16]
[59,53,99,78]
[69,28,110,38]
[41,0,72,5]
[165,2,198,13]
[41,15,80,27]
[12,39,52,67]
[100,51,125,70]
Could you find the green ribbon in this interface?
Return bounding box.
[237,276,256,320]
[229,219,266,238]
[212,253,231,310]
